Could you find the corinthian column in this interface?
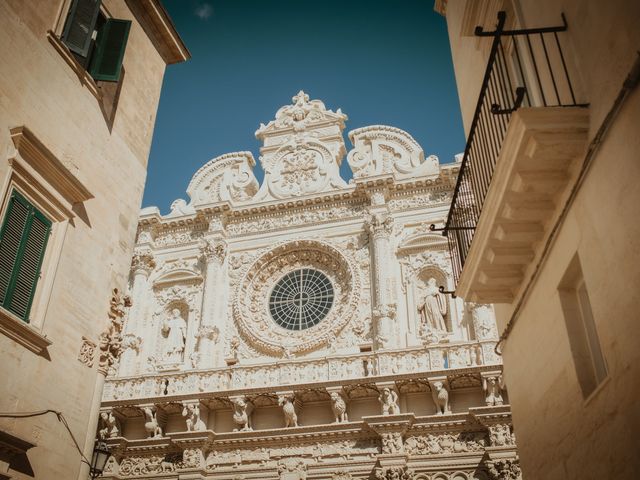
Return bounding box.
[364,210,396,349]
[119,252,155,375]
[197,237,227,368]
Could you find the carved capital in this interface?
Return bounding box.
[131,251,156,276]
[364,211,394,238]
[121,333,142,353]
[488,423,516,447]
[196,325,220,342]
[200,238,227,263]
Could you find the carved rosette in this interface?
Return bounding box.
[233,240,361,356]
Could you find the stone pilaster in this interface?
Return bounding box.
[364,208,396,349]
[198,235,227,368]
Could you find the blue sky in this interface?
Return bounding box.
[143,0,464,212]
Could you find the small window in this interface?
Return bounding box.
[0,190,52,322]
[61,0,131,83]
[558,256,608,398]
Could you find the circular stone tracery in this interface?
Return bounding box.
[233,240,360,356]
[269,268,334,331]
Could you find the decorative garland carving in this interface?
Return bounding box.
[98,288,131,376]
[233,240,361,356]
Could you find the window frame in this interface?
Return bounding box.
[0,126,93,355]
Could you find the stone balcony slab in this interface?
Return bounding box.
[456,106,590,303]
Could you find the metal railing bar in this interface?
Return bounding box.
[540,32,561,104]
[526,34,547,106]
[554,31,577,104]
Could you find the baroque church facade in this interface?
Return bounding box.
[98,92,519,479]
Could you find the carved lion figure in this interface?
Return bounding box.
[231,396,254,431]
[431,381,451,415]
[278,394,298,428]
[330,392,348,423]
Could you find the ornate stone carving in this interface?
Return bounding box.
[331,471,353,480]
[77,336,96,367]
[278,394,298,428]
[161,308,187,363]
[348,124,439,180]
[231,396,254,431]
[489,424,515,447]
[380,432,404,454]
[121,333,142,353]
[182,402,206,431]
[418,277,447,333]
[233,240,361,356]
[131,251,156,275]
[378,387,400,415]
[486,458,522,480]
[330,391,348,423]
[226,204,365,236]
[195,325,220,342]
[374,466,415,480]
[254,91,348,202]
[186,151,259,205]
[431,380,451,415]
[388,190,452,211]
[182,448,204,469]
[404,432,486,455]
[468,303,498,340]
[277,457,307,480]
[119,456,175,476]
[98,410,120,439]
[142,406,166,438]
[98,288,131,376]
[200,238,227,263]
[483,375,505,406]
[364,211,394,238]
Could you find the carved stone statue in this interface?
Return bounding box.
[483,375,505,406]
[278,394,298,428]
[378,387,400,415]
[330,392,348,423]
[98,411,120,439]
[161,308,187,362]
[231,396,254,431]
[418,277,447,332]
[182,402,206,431]
[431,381,451,415]
[143,406,165,438]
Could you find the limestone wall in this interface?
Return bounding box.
[0,1,173,478]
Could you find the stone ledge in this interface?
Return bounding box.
[0,307,52,355]
[456,106,590,303]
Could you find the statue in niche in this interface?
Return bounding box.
[417,277,448,334]
[161,308,187,363]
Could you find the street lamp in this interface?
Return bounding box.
[89,441,111,479]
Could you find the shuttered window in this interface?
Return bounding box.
[61,0,102,57]
[89,19,131,82]
[0,191,51,322]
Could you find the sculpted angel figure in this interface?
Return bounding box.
[162,308,187,362]
[378,387,400,415]
[418,277,448,332]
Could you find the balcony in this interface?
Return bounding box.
[436,12,589,303]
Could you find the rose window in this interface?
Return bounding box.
[269,268,334,330]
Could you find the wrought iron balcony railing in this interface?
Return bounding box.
[433,11,587,285]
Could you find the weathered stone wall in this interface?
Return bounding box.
[0,0,171,478]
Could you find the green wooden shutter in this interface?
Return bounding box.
[0,191,51,322]
[89,19,131,82]
[61,0,102,57]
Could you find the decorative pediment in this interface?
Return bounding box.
[255,90,347,138]
[347,125,440,180]
[186,151,259,206]
[152,259,203,287]
[252,91,348,202]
